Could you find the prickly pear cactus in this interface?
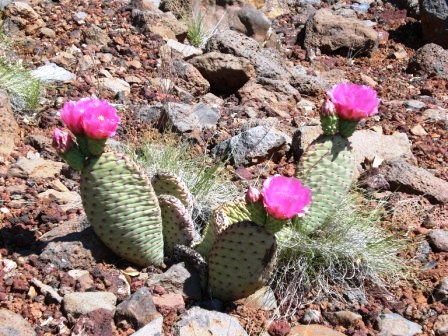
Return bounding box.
[207,221,276,301]
[80,150,164,266]
[195,200,266,257]
[158,195,196,254]
[294,134,354,234]
[152,173,193,211]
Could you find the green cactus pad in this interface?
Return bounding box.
[158,195,197,254]
[294,135,354,234]
[208,221,276,301]
[152,173,193,211]
[81,150,164,267]
[195,200,266,257]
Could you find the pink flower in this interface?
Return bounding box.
[80,98,120,140]
[52,128,74,153]
[246,186,262,203]
[327,83,380,121]
[60,99,89,134]
[262,175,312,220]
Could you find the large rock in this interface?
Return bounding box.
[31,63,75,83]
[115,287,161,329]
[350,130,415,174]
[303,9,378,56]
[189,52,255,94]
[434,277,448,303]
[71,309,114,336]
[4,1,44,33]
[238,78,300,118]
[146,262,202,300]
[419,0,448,48]
[0,91,19,156]
[434,314,448,336]
[228,4,271,42]
[0,308,36,336]
[428,230,448,252]
[206,30,291,80]
[38,189,82,212]
[97,77,131,96]
[408,43,448,80]
[131,316,163,335]
[63,292,117,317]
[213,124,291,165]
[379,159,448,203]
[288,324,346,336]
[160,102,220,133]
[376,313,422,336]
[172,60,209,96]
[131,8,187,40]
[175,307,248,336]
[8,154,64,179]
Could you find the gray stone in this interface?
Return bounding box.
[428,230,448,252]
[379,159,448,203]
[343,288,368,305]
[213,125,291,165]
[147,262,202,300]
[290,125,322,159]
[175,307,248,336]
[290,73,331,96]
[135,104,165,124]
[31,63,75,83]
[407,44,448,80]
[240,286,277,311]
[434,314,448,336]
[83,24,111,46]
[193,103,220,129]
[73,11,88,24]
[116,287,161,329]
[163,103,200,133]
[189,52,255,94]
[166,39,202,58]
[434,277,448,303]
[97,77,131,96]
[39,216,117,271]
[206,30,291,80]
[228,4,271,42]
[404,100,426,110]
[376,313,422,336]
[63,292,117,317]
[172,59,210,96]
[302,309,322,324]
[420,0,448,48]
[0,0,12,10]
[303,9,378,57]
[423,108,448,127]
[132,316,163,336]
[9,155,64,179]
[131,9,187,40]
[350,130,415,174]
[0,308,36,335]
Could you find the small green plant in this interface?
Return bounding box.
[271,193,407,316]
[186,9,206,48]
[0,58,41,110]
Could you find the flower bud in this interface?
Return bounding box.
[246,186,262,203]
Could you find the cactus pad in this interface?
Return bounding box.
[208,221,276,301]
[158,195,197,254]
[152,173,193,211]
[195,200,266,257]
[295,135,354,234]
[81,150,164,266]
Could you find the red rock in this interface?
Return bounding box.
[153,293,185,313]
[288,325,347,336]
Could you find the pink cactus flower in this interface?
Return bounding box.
[327,83,380,121]
[52,128,74,153]
[60,98,92,134]
[246,186,262,203]
[76,98,120,140]
[262,175,312,220]
[320,99,336,117]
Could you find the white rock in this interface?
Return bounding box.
[31,63,75,83]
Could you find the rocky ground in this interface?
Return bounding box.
[0,0,448,335]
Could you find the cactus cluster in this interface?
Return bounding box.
[53,81,381,302]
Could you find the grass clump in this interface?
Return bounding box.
[271,192,407,317]
[186,9,207,48]
[129,141,240,225]
[0,58,41,110]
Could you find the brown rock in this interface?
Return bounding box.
[0,308,36,336]
[428,230,448,252]
[173,59,210,96]
[288,324,346,336]
[71,309,115,336]
[303,9,378,57]
[434,315,448,336]
[190,52,255,94]
[153,293,185,313]
[379,159,448,203]
[0,91,19,156]
[4,1,44,33]
[407,43,448,80]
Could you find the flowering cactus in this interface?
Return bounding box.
[52,128,73,154]
[320,83,380,137]
[245,186,262,203]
